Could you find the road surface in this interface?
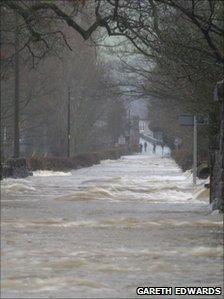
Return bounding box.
[1,153,223,298]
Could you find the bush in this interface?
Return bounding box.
[28,146,133,171]
[171,148,193,171]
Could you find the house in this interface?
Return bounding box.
[139,119,153,136]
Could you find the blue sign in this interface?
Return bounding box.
[179,114,208,126]
[179,114,194,126]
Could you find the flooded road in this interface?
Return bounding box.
[1,154,223,298]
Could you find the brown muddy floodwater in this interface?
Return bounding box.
[1,154,223,298]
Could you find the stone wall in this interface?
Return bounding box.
[1,158,31,180]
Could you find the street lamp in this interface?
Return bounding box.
[67,87,71,158]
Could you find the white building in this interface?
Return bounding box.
[139,119,153,136]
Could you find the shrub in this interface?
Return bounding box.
[28,146,133,171]
[171,148,193,171]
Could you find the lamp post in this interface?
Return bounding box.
[179,113,202,186]
[14,12,20,158]
[193,115,197,185]
[128,109,131,151]
[67,87,71,158]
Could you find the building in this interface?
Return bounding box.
[139,119,153,136]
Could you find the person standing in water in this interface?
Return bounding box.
[139,143,143,153]
[144,142,148,152]
[161,143,165,157]
[153,143,156,154]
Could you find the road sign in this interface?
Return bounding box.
[179,114,194,126]
[197,115,209,125]
[179,114,208,126]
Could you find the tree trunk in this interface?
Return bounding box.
[14,12,20,158]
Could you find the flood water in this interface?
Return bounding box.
[1,153,223,298]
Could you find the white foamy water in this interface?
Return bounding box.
[33,170,72,177]
[1,153,223,298]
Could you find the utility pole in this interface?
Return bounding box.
[193,115,197,185]
[128,109,131,152]
[67,87,71,158]
[14,12,20,158]
[0,5,3,162]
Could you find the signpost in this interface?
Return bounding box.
[67,87,71,158]
[179,114,208,186]
[193,116,197,185]
[179,114,209,126]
